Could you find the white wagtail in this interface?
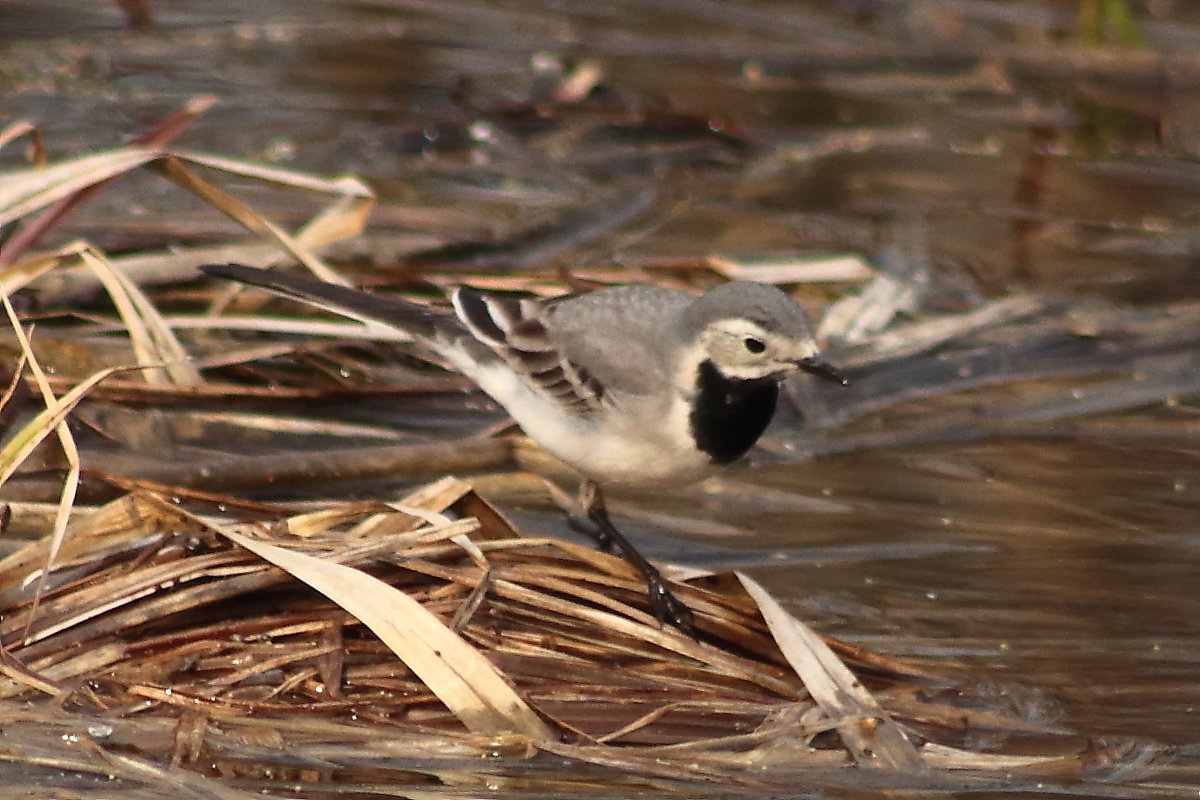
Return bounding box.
[200,263,844,632]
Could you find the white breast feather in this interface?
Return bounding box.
[472,361,711,487]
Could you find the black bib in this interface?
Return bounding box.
[688,360,779,465]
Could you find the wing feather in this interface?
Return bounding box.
[452,287,606,415]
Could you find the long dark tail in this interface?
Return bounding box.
[200,263,455,342]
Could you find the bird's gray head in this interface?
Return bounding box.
[681,282,844,384]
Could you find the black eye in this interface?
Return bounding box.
[743,337,766,354]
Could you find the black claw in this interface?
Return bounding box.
[647,577,696,634]
[579,481,699,637]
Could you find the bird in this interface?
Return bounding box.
[199,263,845,633]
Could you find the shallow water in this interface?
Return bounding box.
[725,440,1199,745]
[3,1,1200,797]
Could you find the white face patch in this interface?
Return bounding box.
[700,318,818,381]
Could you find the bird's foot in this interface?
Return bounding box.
[646,574,695,635]
[579,481,697,636]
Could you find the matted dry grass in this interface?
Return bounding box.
[0,475,1131,793]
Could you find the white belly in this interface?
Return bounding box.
[472,362,712,488]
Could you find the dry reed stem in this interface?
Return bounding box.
[740,573,923,770]
[1,295,84,641]
[0,473,1120,789]
[0,377,1157,781]
[1,98,373,303]
[0,120,45,165]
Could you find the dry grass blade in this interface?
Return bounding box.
[0,251,68,296]
[0,147,159,230]
[2,117,372,303]
[164,312,415,343]
[707,254,874,284]
[1,295,83,633]
[0,362,144,489]
[155,155,368,285]
[73,244,200,387]
[0,641,67,699]
[0,642,126,701]
[0,350,27,412]
[217,527,552,740]
[0,300,134,490]
[0,120,44,165]
[0,494,151,600]
[738,572,924,771]
[292,189,376,253]
[173,150,373,199]
[186,159,370,264]
[831,294,1049,366]
[0,98,211,266]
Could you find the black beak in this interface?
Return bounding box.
[797,356,848,386]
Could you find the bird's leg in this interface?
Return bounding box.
[578,481,695,633]
[542,477,614,550]
[566,513,613,551]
